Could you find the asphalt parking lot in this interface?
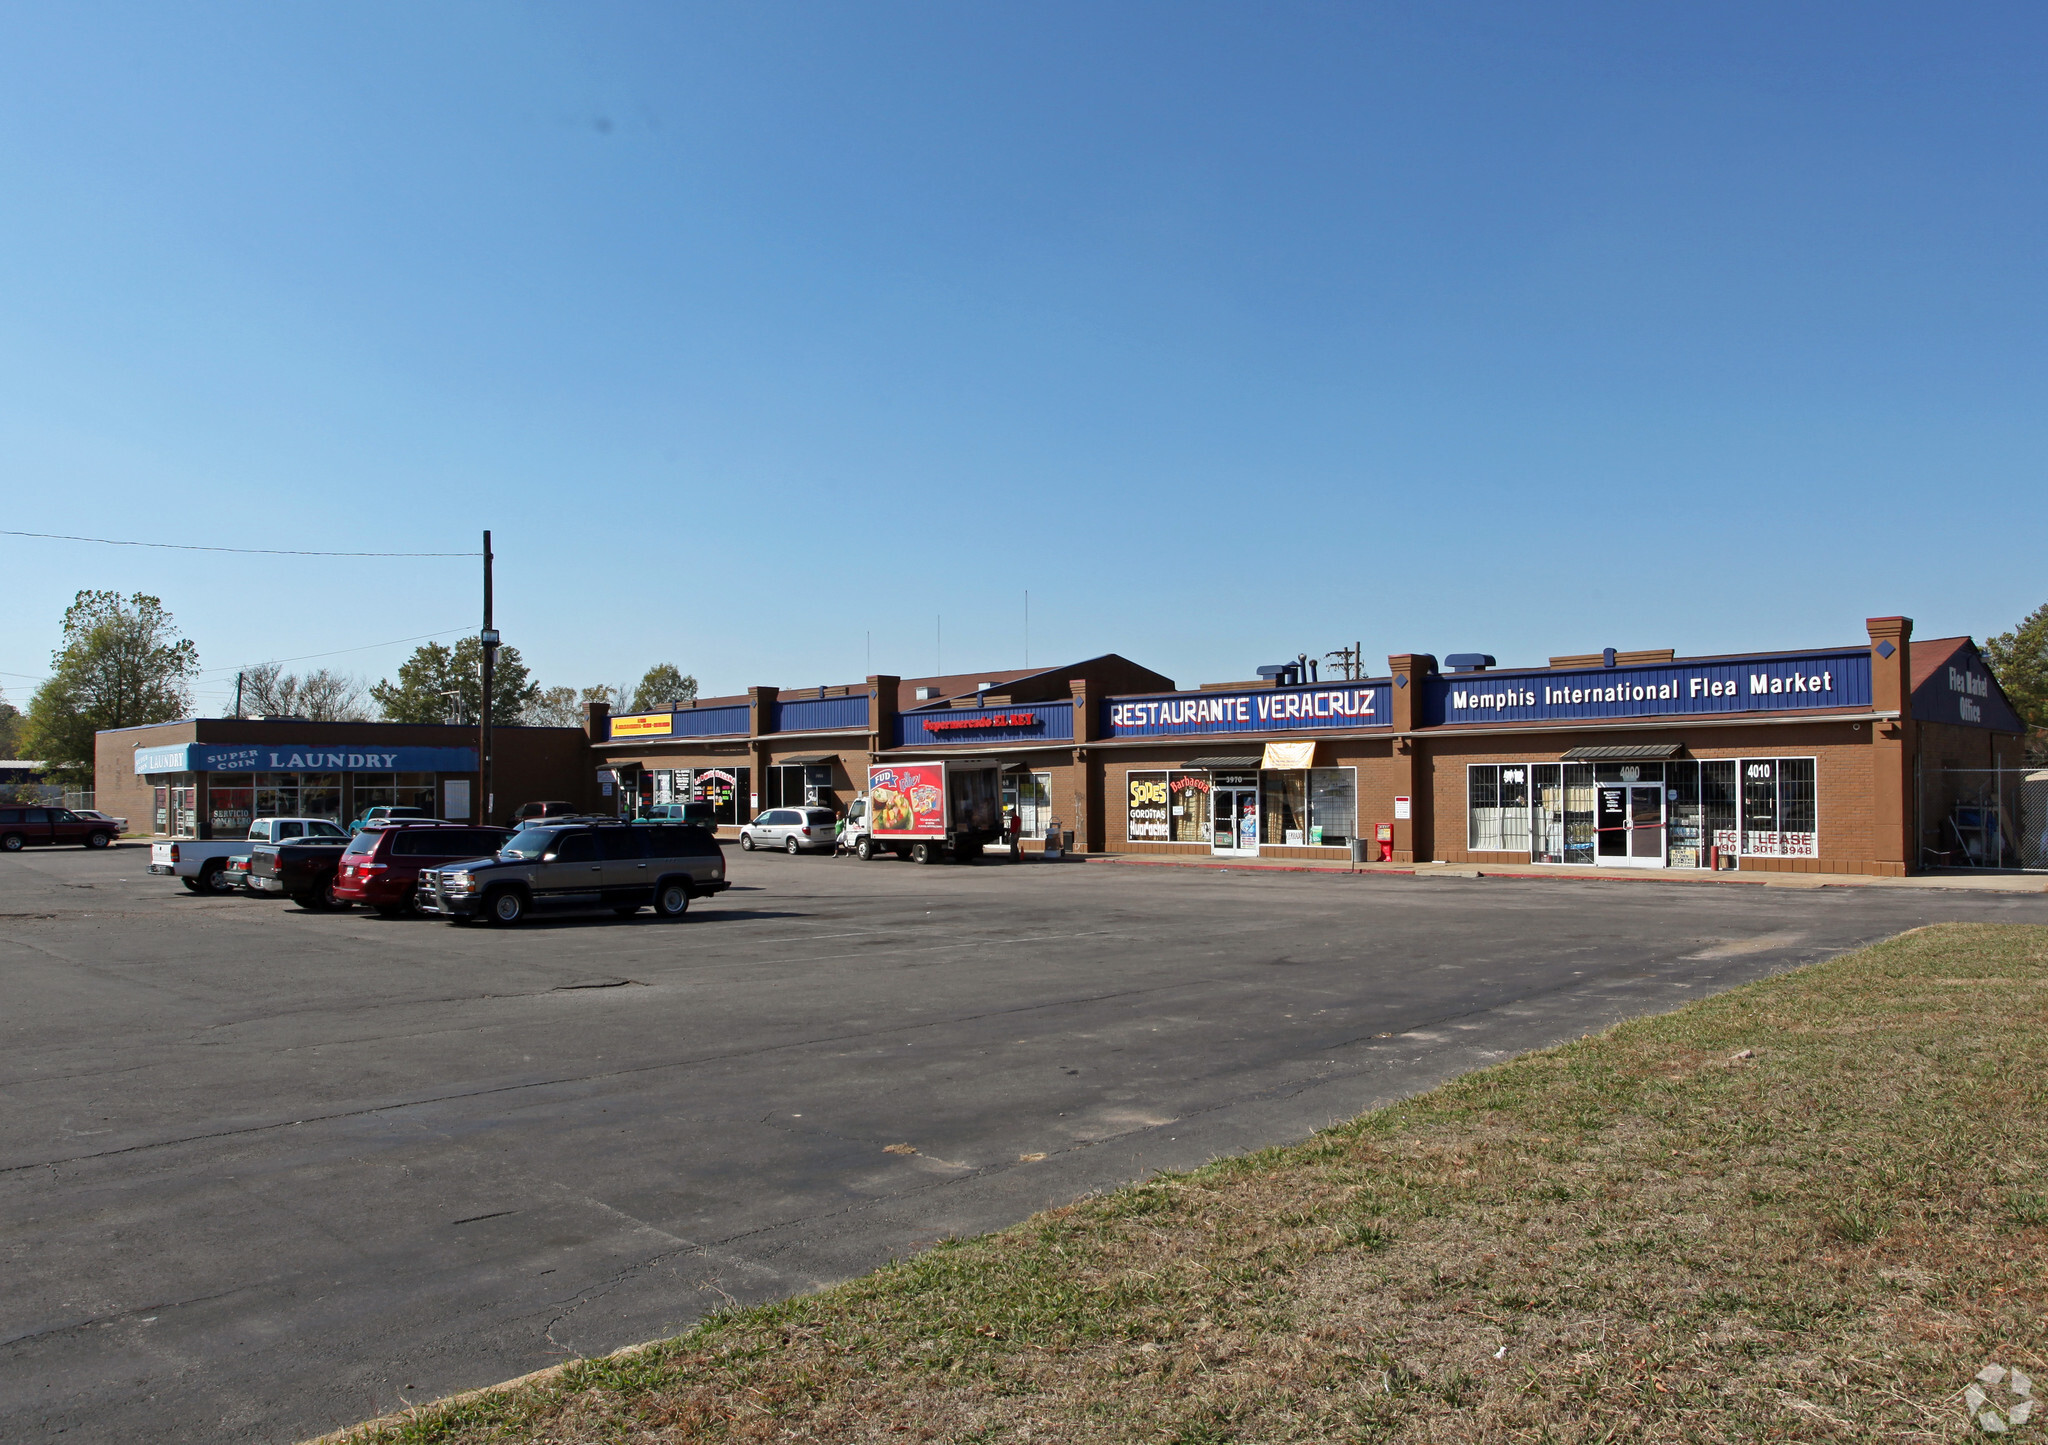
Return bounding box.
[4,843,2045,1443]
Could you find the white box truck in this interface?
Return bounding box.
[845,760,1005,863]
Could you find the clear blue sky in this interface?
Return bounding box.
[3,2,2043,712]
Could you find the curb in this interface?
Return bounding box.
[1076,853,2046,893]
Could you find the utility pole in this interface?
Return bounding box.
[234,672,244,717]
[478,530,499,825]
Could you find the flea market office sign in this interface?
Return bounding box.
[1105,684,1392,738]
[1421,649,1873,727]
[132,743,479,775]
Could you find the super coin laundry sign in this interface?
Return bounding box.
[1421,649,1871,727]
[1105,683,1391,738]
[132,743,478,774]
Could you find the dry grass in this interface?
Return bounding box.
[323,922,2048,1443]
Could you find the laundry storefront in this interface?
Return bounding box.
[99,718,603,835]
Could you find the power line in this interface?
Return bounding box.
[3,625,475,690]
[195,625,473,677]
[0,529,475,557]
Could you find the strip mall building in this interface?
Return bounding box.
[592,617,2031,876]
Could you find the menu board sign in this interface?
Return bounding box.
[1126,773,1170,840]
[867,764,947,837]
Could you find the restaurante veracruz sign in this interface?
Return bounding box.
[1105,684,1392,738]
[1421,650,1872,726]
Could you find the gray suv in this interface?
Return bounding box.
[418,821,728,925]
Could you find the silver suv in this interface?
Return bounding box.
[418,821,728,925]
[739,807,836,854]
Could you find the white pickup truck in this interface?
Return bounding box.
[149,817,349,893]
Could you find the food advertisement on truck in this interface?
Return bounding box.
[867,764,946,837]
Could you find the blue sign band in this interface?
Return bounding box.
[1422,651,1871,727]
[133,744,478,774]
[1105,684,1392,738]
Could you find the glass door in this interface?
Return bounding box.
[1211,786,1259,856]
[1628,785,1666,861]
[1593,764,1667,867]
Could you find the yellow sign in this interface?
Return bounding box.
[1261,740,1316,770]
[610,713,674,738]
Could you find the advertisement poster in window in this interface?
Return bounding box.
[693,769,737,812]
[867,764,946,837]
[1127,773,1170,840]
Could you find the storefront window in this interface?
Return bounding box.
[1736,758,1816,857]
[354,773,399,813]
[1168,771,1210,843]
[300,773,342,824]
[1126,772,1170,841]
[256,772,299,820]
[208,785,255,839]
[398,773,436,812]
[1529,763,1595,863]
[766,764,837,811]
[1260,768,1355,846]
[691,767,749,824]
[1467,765,1531,852]
[1005,771,1054,838]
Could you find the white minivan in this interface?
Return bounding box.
[737,807,836,854]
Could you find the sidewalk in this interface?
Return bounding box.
[1077,852,2048,892]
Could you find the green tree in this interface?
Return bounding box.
[23,591,199,781]
[1984,602,2048,736]
[627,663,698,714]
[0,693,22,759]
[370,637,539,725]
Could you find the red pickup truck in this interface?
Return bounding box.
[0,806,118,852]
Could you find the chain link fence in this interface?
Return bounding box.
[1920,766,2048,871]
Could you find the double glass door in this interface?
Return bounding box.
[1211,786,1259,856]
[1595,778,1667,865]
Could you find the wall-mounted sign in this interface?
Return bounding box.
[610,713,674,738]
[134,743,477,775]
[1105,684,1391,738]
[926,712,1043,733]
[1394,796,1411,819]
[1909,642,2024,732]
[1261,741,1316,770]
[1126,773,1170,840]
[1423,650,1871,727]
[897,703,1071,746]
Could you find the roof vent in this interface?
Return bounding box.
[1443,653,1494,674]
[914,686,939,700]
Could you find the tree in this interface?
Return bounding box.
[240,662,370,721]
[23,591,199,781]
[1984,602,2048,751]
[0,693,22,759]
[370,637,538,725]
[627,663,698,714]
[526,686,584,728]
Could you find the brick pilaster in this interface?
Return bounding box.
[1866,616,1914,875]
[1387,654,1435,863]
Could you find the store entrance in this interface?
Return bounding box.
[1211,786,1259,856]
[1595,776,1666,866]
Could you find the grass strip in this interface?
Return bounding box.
[324,922,2048,1442]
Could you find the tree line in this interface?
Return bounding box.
[5,590,698,783]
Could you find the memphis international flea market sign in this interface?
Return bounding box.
[1107,684,1392,738]
[1424,649,1872,726]
[133,743,479,774]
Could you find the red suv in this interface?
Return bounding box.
[331,822,509,916]
[1,806,118,851]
